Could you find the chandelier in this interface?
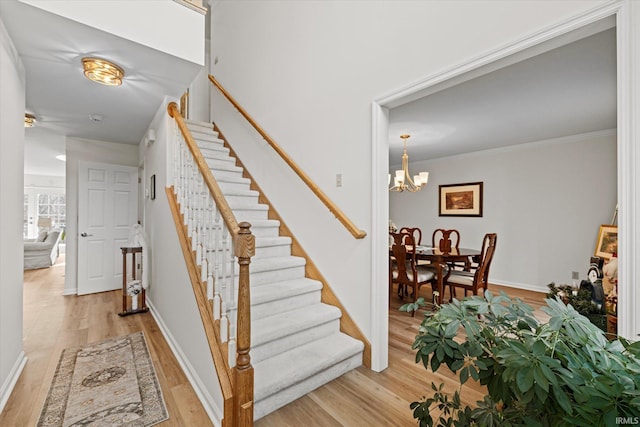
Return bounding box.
[389,134,429,192]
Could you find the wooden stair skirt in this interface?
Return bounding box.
[184,119,364,419]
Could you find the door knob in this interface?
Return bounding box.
[80,232,93,237]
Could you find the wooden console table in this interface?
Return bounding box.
[118,246,149,316]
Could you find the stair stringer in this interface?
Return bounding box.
[213,124,372,368]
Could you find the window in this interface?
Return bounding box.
[23,189,66,238]
[38,193,66,229]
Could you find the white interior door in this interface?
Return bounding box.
[78,161,138,295]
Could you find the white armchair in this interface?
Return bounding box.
[24,228,63,270]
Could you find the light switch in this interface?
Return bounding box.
[336,174,342,187]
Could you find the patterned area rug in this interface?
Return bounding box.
[37,332,169,426]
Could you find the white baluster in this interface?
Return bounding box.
[220,300,228,343]
[228,308,237,368]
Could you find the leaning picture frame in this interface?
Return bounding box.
[595,224,617,259]
[439,182,483,217]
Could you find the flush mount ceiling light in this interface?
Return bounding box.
[389,134,429,193]
[81,57,124,86]
[24,113,36,127]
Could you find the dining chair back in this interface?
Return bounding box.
[399,227,422,247]
[432,228,460,253]
[389,231,436,316]
[445,233,497,299]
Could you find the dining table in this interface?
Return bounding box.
[391,245,482,305]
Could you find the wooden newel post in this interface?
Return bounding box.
[234,222,254,426]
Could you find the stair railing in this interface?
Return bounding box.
[208,74,367,240]
[167,102,254,427]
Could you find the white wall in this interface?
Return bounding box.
[140,98,222,424]
[188,39,211,123]
[21,0,205,66]
[210,0,609,368]
[390,131,617,292]
[24,174,65,189]
[64,138,139,295]
[0,17,26,413]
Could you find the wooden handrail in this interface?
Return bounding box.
[168,102,239,236]
[208,75,367,240]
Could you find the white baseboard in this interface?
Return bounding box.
[490,279,548,294]
[147,299,223,427]
[0,351,27,414]
[62,287,77,296]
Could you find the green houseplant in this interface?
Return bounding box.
[546,282,608,333]
[403,292,640,426]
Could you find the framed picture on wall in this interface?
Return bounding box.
[439,182,483,217]
[595,224,617,259]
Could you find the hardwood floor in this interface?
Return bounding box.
[1,256,547,426]
[0,255,214,426]
[256,284,547,426]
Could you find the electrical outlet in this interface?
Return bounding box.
[336,173,342,187]
[572,271,579,280]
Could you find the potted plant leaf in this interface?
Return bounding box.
[546,282,608,334]
[404,291,640,426]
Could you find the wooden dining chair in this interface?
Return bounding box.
[389,231,436,316]
[445,233,497,299]
[432,228,467,269]
[432,228,460,253]
[399,227,422,246]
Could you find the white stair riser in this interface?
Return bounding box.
[251,290,321,320]
[208,164,243,175]
[248,226,281,238]
[211,169,245,181]
[201,150,233,162]
[194,139,225,149]
[224,194,260,206]
[206,158,237,170]
[199,150,229,160]
[185,121,217,135]
[243,265,306,286]
[234,210,270,221]
[219,182,252,193]
[191,127,218,135]
[192,132,223,143]
[251,319,340,365]
[254,244,291,259]
[254,354,362,420]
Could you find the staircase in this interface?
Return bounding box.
[184,119,364,420]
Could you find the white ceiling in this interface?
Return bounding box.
[0,0,205,177]
[388,25,616,165]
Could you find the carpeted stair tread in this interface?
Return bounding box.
[206,159,243,173]
[243,255,306,274]
[197,144,228,156]
[253,333,364,402]
[251,303,341,347]
[255,236,292,248]
[216,175,251,186]
[185,119,217,131]
[228,200,269,211]
[251,278,322,305]
[193,132,224,143]
[219,188,259,198]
